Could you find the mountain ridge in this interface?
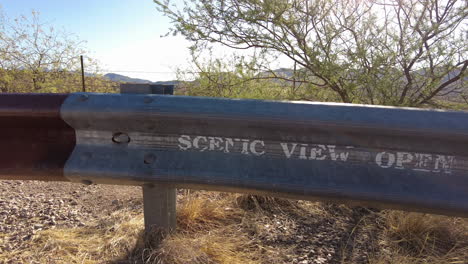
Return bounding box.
[103,73,179,85]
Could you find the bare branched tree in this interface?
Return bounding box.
[154,0,467,106]
[0,10,101,93]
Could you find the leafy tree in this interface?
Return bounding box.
[176,47,341,101]
[175,47,285,99]
[155,0,467,106]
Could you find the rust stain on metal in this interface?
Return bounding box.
[0,93,75,181]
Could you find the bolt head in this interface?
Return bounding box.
[112,132,130,144]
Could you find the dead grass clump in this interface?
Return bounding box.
[155,192,294,264]
[177,191,243,231]
[142,191,284,264]
[152,230,261,264]
[7,210,144,264]
[374,211,468,264]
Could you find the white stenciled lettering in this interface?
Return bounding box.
[179,135,263,156]
[299,144,308,159]
[178,135,192,150]
[250,140,265,156]
[224,138,234,153]
[375,151,455,174]
[328,145,352,161]
[235,138,251,155]
[310,145,327,160]
[281,143,297,158]
[208,137,224,151]
[396,152,413,169]
[176,135,457,175]
[413,153,432,172]
[434,155,455,174]
[376,152,396,168]
[281,143,351,162]
[193,136,208,151]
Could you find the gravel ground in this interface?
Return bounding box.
[0,180,142,256]
[1,181,383,264]
[237,198,383,264]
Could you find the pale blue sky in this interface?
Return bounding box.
[0,0,191,81]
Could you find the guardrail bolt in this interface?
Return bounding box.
[144,153,156,164]
[112,132,130,144]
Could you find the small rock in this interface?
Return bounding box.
[33,224,43,229]
[314,257,327,264]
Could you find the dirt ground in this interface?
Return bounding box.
[0,181,141,256]
[1,180,467,264]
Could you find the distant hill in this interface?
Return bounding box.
[153,80,180,86]
[103,69,465,99]
[103,73,180,86]
[103,73,152,84]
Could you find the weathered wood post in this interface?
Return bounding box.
[120,83,176,239]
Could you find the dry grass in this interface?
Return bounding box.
[2,209,144,263]
[2,192,467,264]
[176,191,243,231]
[152,229,261,264]
[1,191,269,264]
[151,192,267,264]
[369,211,468,264]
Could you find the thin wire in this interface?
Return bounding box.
[99,69,200,74]
[100,70,176,74]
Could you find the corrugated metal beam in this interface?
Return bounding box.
[1,92,468,217]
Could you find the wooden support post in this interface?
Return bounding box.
[142,184,176,234]
[120,83,177,238]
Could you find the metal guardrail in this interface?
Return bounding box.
[1,92,468,218]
